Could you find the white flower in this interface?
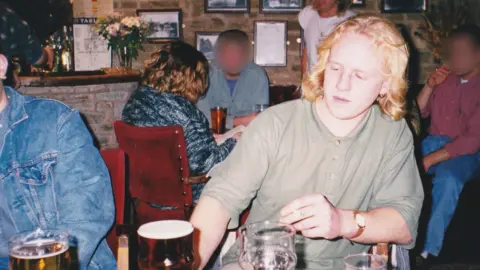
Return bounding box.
[121,17,140,28]
[107,23,120,36]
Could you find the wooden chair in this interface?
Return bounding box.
[113,121,209,226]
[100,149,130,270]
[100,149,127,257]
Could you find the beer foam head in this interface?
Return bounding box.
[138,220,194,240]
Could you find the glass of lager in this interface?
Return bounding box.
[8,228,71,270]
[137,220,194,269]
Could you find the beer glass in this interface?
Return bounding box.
[344,253,386,270]
[238,221,297,270]
[9,228,71,270]
[137,220,194,269]
[210,107,227,134]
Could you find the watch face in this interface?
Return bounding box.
[356,213,366,228]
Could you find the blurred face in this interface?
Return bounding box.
[216,42,248,76]
[448,35,480,77]
[314,0,337,12]
[322,33,388,120]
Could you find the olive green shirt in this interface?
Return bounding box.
[201,99,424,269]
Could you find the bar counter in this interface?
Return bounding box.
[18,71,141,149]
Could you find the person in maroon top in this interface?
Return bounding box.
[417,24,480,262]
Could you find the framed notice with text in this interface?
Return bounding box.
[73,17,112,71]
[254,21,287,67]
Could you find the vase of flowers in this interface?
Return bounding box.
[94,13,152,69]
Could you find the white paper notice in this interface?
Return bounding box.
[254,22,287,66]
[73,18,112,71]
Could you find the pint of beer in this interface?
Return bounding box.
[210,107,227,134]
[137,220,194,270]
[9,228,71,270]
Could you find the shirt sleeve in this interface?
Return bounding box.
[420,92,432,118]
[3,7,43,64]
[183,109,236,175]
[255,69,270,106]
[368,121,424,249]
[201,111,277,229]
[444,103,480,157]
[298,6,315,29]
[55,110,116,268]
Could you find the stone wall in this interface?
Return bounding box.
[115,0,438,85]
[18,81,138,149]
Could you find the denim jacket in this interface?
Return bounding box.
[0,87,116,269]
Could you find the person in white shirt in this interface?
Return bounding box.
[299,0,355,74]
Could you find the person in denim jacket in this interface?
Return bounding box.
[0,55,116,269]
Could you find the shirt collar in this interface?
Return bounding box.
[3,86,28,128]
[307,100,375,143]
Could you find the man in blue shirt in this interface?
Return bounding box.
[197,29,269,129]
[0,55,115,269]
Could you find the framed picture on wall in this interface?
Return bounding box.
[205,0,250,13]
[260,0,305,13]
[195,32,220,62]
[351,0,365,7]
[381,0,427,13]
[137,9,183,42]
[254,21,287,67]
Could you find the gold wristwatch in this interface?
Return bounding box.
[350,210,366,239]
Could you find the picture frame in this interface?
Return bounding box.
[136,9,183,42]
[381,0,427,13]
[254,21,287,67]
[351,0,366,7]
[195,32,221,62]
[260,0,305,13]
[204,0,250,13]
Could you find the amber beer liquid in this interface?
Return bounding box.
[138,220,194,270]
[9,229,71,270]
[210,107,227,134]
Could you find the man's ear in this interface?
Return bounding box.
[380,77,392,96]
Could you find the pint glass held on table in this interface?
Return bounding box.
[9,228,71,270]
[211,107,227,134]
[138,220,194,270]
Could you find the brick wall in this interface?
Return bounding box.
[18,81,138,149]
[115,0,438,85]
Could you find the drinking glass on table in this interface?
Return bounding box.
[9,228,71,270]
[211,106,227,134]
[254,104,269,113]
[344,253,386,270]
[238,220,297,270]
[137,220,194,269]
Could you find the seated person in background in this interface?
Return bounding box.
[197,29,269,129]
[299,0,355,74]
[0,2,54,88]
[122,41,240,202]
[191,14,423,270]
[416,24,480,262]
[0,54,116,269]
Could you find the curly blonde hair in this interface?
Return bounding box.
[143,41,209,104]
[302,14,409,120]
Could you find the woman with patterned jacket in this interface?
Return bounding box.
[122,41,240,202]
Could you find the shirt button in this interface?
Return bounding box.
[0,124,2,128]
[328,173,335,179]
[335,140,341,146]
[332,156,337,160]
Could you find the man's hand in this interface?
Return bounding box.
[427,66,450,88]
[279,194,343,239]
[233,113,258,127]
[423,148,451,173]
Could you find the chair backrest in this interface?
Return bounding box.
[113,121,192,223]
[101,149,126,256]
